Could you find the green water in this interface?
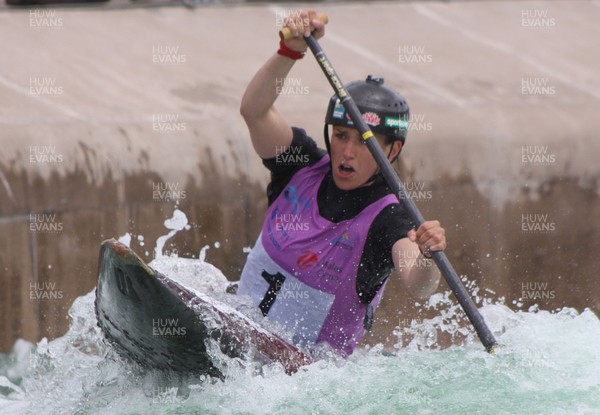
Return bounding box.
[1,290,599,415]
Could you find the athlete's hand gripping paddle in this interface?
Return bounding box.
[281,21,498,353]
[279,13,329,41]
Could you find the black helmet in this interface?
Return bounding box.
[324,75,410,144]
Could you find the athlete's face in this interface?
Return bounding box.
[329,126,402,191]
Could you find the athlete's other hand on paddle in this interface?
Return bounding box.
[408,221,447,259]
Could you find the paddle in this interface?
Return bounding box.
[280,24,497,353]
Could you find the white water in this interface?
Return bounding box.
[1,209,599,414]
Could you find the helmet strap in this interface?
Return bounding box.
[360,144,395,187]
[323,123,332,156]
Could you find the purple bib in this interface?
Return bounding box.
[238,155,397,355]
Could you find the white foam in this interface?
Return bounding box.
[117,232,131,247]
[149,256,228,294]
[154,208,190,259]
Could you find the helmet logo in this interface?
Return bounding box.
[362,112,381,127]
[332,100,345,119]
[385,117,408,130]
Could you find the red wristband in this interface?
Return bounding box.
[277,39,305,60]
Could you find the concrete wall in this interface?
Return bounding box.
[1,1,599,352]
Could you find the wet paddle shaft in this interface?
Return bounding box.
[281,16,497,353]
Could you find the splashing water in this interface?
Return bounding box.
[154,208,191,260]
[2,209,600,414]
[2,294,600,414]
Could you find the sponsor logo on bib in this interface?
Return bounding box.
[297,250,320,270]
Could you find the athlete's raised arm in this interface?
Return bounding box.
[239,10,325,159]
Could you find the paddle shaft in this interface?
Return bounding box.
[304,34,497,353]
